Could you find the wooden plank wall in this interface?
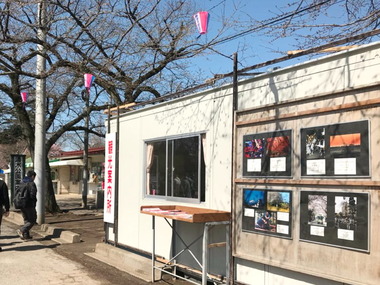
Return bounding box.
[233,83,380,285]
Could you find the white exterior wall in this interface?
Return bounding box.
[57,166,70,194]
[239,42,380,109]
[109,42,380,284]
[235,258,342,285]
[110,86,233,272]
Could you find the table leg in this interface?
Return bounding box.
[202,223,209,285]
[226,223,230,284]
[152,215,155,282]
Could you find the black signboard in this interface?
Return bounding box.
[300,121,369,177]
[300,191,369,251]
[242,189,292,238]
[243,130,292,177]
[10,154,26,204]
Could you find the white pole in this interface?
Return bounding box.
[202,223,209,285]
[35,0,47,225]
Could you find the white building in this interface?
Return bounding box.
[105,42,380,285]
[51,147,104,195]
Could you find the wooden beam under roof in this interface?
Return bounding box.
[103,102,136,114]
[287,45,359,55]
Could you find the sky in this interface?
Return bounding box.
[188,0,366,80]
[61,0,379,151]
[192,0,295,75]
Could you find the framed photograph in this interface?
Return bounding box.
[300,120,369,177]
[243,189,292,238]
[243,130,292,177]
[307,194,328,227]
[300,191,369,251]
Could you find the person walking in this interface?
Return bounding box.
[16,170,37,241]
[0,178,10,251]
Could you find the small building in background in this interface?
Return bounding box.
[20,147,104,195]
[51,147,104,195]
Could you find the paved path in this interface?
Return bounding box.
[0,221,102,285]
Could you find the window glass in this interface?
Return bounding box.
[147,141,166,196]
[171,136,199,198]
[90,162,104,182]
[91,162,103,177]
[51,170,57,181]
[167,140,173,197]
[70,166,81,182]
[146,134,205,201]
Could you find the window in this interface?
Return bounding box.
[70,165,81,182]
[51,170,58,181]
[90,162,104,182]
[146,134,205,202]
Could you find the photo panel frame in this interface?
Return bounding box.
[300,191,369,252]
[243,130,292,177]
[242,189,292,238]
[300,120,369,177]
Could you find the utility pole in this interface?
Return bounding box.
[35,0,47,225]
[82,89,90,208]
[82,74,95,208]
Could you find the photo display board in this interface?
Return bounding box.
[243,130,292,177]
[300,191,369,251]
[300,120,369,177]
[242,189,292,238]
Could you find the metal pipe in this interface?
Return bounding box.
[202,223,209,285]
[152,216,155,282]
[233,53,238,111]
[226,222,231,283]
[114,106,120,245]
[228,52,238,284]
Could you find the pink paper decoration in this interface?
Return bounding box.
[21,92,28,103]
[84,73,95,90]
[193,11,210,35]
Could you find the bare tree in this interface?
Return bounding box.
[0,0,378,213]
[233,0,380,56]
[0,125,28,169]
[0,0,234,212]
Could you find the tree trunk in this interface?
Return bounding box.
[45,156,60,213]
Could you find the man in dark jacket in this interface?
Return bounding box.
[16,170,37,240]
[0,179,10,251]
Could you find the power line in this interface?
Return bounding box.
[113,28,380,114]
[189,0,339,64]
[207,0,226,12]
[216,28,380,78]
[212,0,336,47]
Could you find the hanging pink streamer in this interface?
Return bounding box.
[84,73,95,90]
[193,11,210,35]
[20,92,28,103]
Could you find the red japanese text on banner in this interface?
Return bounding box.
[103,132,116,223]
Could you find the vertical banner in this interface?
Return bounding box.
[10,154,26,204]
[104,133,116,223]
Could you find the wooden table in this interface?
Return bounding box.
[141,205,231,285]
